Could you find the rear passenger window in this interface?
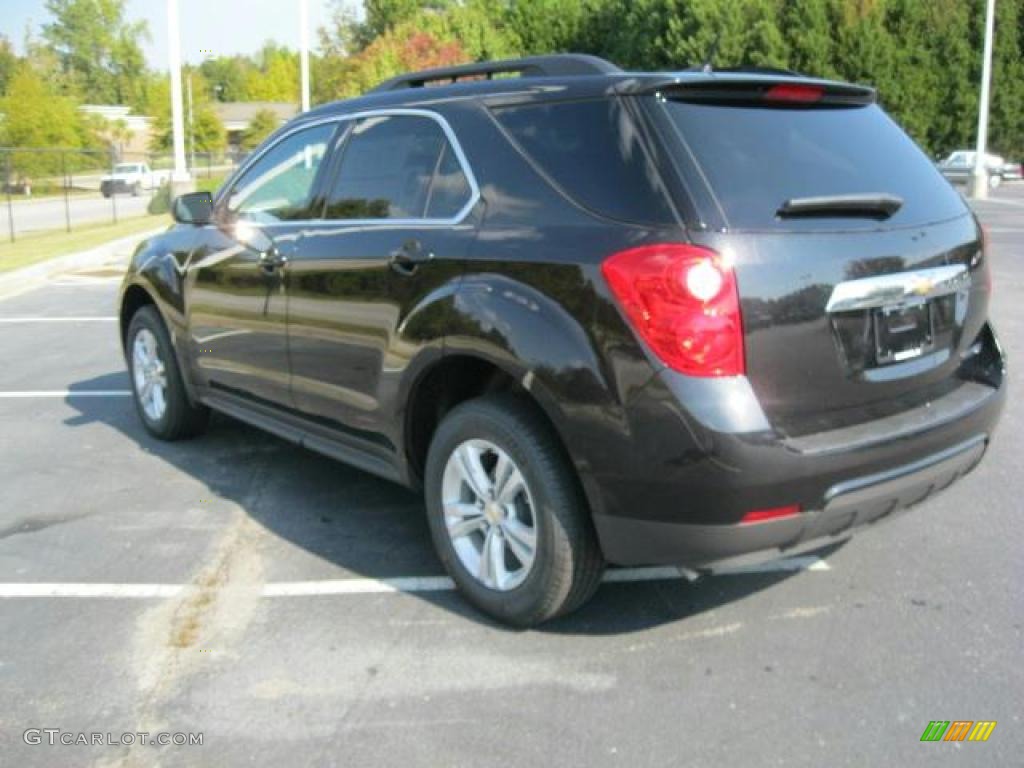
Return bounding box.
[492,99,675,225]
[324,114,473,221]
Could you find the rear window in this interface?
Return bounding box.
[492,99,675,225]
[659,100,966,231]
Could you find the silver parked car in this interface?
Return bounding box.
[938,150,1022,188]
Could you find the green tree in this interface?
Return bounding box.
[148,77,226,154]
[364,0,427,38]
[318,22,469,99]
[0,36,18,96]
[425,0,521,60]
[240,108,281,150]
[245,42,300,102]
[42,0,149,104]
[0,66,90,176]
[990,0,1024,157]
[199,56,253,102]
[505,0,587,54]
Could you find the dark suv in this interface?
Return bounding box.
[118,55,1005,626]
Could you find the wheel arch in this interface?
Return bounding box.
[118,278,200,405]
[402,347,614,533]
[119,282,157,352]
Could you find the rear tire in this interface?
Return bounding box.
[127,306,209,440]
[424,395,604,626]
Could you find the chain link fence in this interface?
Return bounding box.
[0,147,239,242]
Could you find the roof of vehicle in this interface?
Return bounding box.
[295,53,876,126]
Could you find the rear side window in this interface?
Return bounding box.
[659,99,966,231]
[426,144,472,219]
[492,99,675,225]
[324,114,473,221]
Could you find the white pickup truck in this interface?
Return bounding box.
[100,163,171,197]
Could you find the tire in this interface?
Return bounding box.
[126,306,209,440]
[989,174,1002,190]
[131,182,142,196]
[424,394,604,626]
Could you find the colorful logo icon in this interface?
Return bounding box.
[920,721,997,742]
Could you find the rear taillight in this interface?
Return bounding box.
[601,243,744,377]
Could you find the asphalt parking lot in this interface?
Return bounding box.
[0,187,1021,767]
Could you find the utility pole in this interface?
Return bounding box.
[187,73,195,173]
[971,0,997,200]
[299,0,311,112]
[167,0,191,193]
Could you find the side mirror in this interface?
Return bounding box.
[172,191,214,225]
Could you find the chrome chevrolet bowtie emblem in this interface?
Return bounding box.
[825,264,969,313]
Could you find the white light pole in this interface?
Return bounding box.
[971,0,997,200]
[299,0,311,112]
[186,73,195,173]
[166,0,191,189]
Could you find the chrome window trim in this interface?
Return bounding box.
[224,108,480,228]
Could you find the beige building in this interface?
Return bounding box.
[213,102,298,151]
[78,104,153,159]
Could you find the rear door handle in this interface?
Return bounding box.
[389,240,434,274]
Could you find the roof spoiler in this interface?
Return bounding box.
[370,54,622,93]
[619,75,876,106]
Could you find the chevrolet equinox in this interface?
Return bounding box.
[118,55,1006,625]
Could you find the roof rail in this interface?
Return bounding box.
[369,54,622,93]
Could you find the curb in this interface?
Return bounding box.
[0,225,166,301]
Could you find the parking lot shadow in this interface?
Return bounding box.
[65,372,846,634]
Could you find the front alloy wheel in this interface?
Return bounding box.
[441,439,538,591]
[132,328,168,422]
[126,305,209,440]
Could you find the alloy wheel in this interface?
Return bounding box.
[132,328,168,422]
[441,439,538,591]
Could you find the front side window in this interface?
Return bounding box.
[323,114,473,221]
[228,123,334,223]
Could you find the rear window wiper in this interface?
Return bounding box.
[777,193,903,219]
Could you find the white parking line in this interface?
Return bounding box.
[0,391,131,398]
[976,197,1024,208]
[0,317,117,323]
[0,557,831,599]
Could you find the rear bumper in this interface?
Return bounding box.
[586,326,1006,566]
[594,435,987,565]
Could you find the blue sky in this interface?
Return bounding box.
[1,0,361,69]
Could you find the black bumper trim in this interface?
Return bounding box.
[785,382,994,456]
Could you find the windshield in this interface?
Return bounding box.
[113,164,141,173]
[659,99,966,231]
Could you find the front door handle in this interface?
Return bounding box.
[389,240,434,274]
[259,248,288,273]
